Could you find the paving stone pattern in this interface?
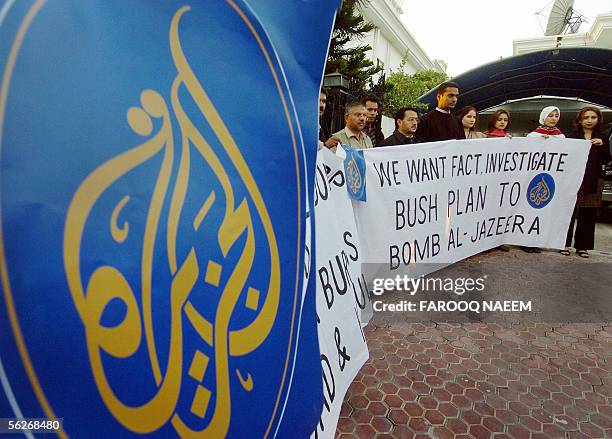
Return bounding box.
[335,323,612,438]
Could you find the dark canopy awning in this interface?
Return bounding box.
[419,47,612,111]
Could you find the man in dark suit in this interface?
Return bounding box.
[379,107,420,147]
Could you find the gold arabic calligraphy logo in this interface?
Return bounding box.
[63,5,289,437]
[529,176,551,207]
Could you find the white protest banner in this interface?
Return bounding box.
[348,137,590,280]
[311,148,371,439]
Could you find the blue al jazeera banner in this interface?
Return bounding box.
[0,1,339,437]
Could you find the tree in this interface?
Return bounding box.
[383,57,448,117]
[326,0,382,95]
[368,72,393,106]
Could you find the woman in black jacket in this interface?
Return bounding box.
[562,107,610,258]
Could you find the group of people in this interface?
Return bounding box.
[318,82,611,258]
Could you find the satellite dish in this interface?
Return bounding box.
[543,0,586,36]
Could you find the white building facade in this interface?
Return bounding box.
[513,13,612,55]
[352,0,446,75]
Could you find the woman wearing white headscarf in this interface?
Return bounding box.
[521,106,567,254]
[527,106,565,138]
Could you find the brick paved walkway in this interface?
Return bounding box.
[335,323,612,438]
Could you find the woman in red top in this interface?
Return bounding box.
[527,106,565,138]
[483,109,512,252]
[484,109,512,138]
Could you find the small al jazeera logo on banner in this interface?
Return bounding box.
[343,146,367,201]
[0,0,335,437]
[527,172,556,209]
